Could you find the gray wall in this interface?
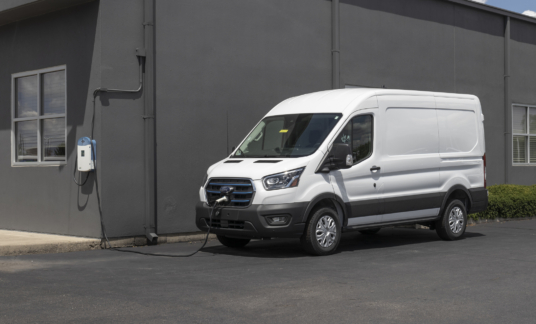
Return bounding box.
[510,20,536,184]
[341,0,507,186]
[0,0,149,238]
[1,0,536,237]
[154,0,332,233]
[96,0,146,238]
[0,1,102,237]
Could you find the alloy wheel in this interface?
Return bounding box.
[316,215,337,248]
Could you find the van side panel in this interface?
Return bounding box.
[436,97,485,193]
[377,95,442,220]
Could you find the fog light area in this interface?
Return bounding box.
[265,215,290,226]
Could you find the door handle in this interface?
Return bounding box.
[370,166,381,172]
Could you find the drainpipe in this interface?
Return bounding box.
[332,0,340,89]
[143,0,157,243]
[504,16,511,184]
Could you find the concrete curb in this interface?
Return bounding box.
[0,240,102,256]
[0,230,216,257]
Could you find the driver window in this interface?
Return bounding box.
[333,121,352,146]
[333,115,373,165]
[352,115,373,164]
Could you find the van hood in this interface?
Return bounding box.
[207,156,315,181]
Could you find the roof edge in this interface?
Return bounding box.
[445,0,536,24]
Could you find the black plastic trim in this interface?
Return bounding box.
[196,202,307,239]
[439,185,473,216]
[382,193,444,215]
[344,216,439,232]
[254,160,282,163]
[302,193,348,225]
[224,160,242,163]
[468,187,488,214]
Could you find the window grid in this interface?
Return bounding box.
[11,65,67,167]
[512,104,536,165]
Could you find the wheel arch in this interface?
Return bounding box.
[302,193,348,226]
[440,185,473,216]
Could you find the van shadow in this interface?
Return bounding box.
[201,228,485,259]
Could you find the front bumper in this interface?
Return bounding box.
[195,201,308,239]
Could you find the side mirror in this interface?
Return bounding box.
[319,143,352,172]
[231,146,236,152]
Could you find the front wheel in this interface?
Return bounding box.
[301,207,341,256]
[436,199,467,241]
[217,235,250,248]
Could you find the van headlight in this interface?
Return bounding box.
[262,168,304,191]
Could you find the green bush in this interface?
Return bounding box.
[471,184,536,220]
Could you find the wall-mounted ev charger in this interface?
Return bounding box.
[77,137,96,172]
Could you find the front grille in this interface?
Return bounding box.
[204,218,245,229]
[205,178,255,207]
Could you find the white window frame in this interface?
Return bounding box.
[11,65,67,167]
[512,103,536,166]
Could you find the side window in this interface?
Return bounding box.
[352,115,373,163]
[333,121,352,146]
[333,115,373,165]
[12,66,67,166]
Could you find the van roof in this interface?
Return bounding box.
[267,89,478,116]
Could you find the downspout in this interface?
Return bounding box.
[143,0,157,243]
[92,1,156,243]
[332,0,340,89]
[504,16,511,184]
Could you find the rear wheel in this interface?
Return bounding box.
[300,207,341,256]
[217,235,250,248]
[359,228,381,235]
[436,199,467,241]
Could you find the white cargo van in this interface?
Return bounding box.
[196,89,488,255]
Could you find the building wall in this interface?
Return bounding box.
[154,0,332,233]
[1,0,535,237]
[340,0,506,185]
[96,0,146,238]
[0,1,102,236]
[510,20,536,185]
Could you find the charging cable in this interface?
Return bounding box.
[98,195,228,257]
[75,72,223,257]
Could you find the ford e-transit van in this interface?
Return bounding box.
[196,89,488,255]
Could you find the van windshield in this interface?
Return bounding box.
[233,113,342,158]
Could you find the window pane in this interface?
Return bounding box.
[262,118,284,152]
[42,118,66,161]
[16,121,38,162]
[42,70,66,115]
[513,106,527,134]
[352,115,373,163]
[530,108,536,135]
[531,137,536,164]
[333,121,352,145]
[16,75,38,118]
[513,136,527,163]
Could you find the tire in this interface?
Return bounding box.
[300,207,341,256]
[436,199,467,241]
[359,228,381,235]
[217,235,250,248]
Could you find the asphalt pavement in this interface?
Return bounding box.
[1,220,536,323]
